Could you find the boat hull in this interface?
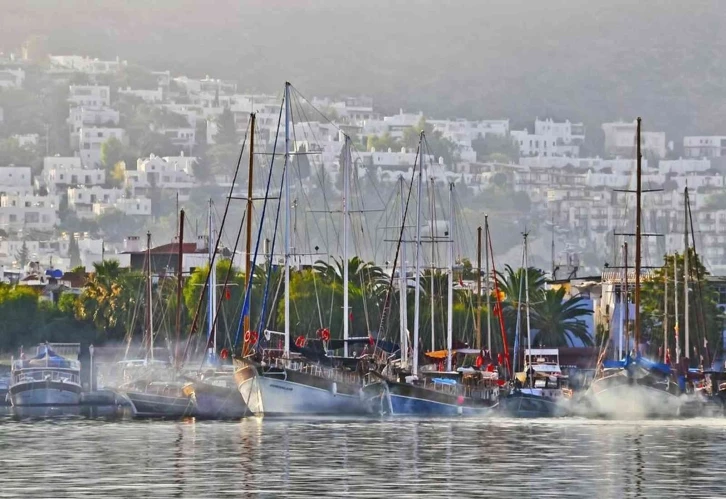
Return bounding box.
[186,381,248,419]
[362,379,494,416]
[234,360,365,416]
[585,375,683,419]
[125,391,196,419]
[9,380,82,407]
[497,391,566,418]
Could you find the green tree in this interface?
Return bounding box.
[75,260,143,339]
[215,108,238,145]
[183,259,248,349]
[366,132,400,152]
[109,161,126,188]
[401,117,460,167]
[531,287,593,346]
[15,241,30,268]
[472,133,520,163]
[640,250,723,362]
[100,137,126,170]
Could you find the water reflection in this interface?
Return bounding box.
[2,418,726,497]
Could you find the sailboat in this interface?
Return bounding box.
[362,137,499,416]
[180,197,248,419]
[233,83,367,416]
[585,117,683,419]
[116,232,196,419]
[497,233,569,418]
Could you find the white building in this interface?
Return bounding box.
[158,127,196,151]
[127,154,197,200]
[0,166,33,195]
[683,136,726,159]
[68,85,111,107]
[78,127,126,167]
[118,86,164,103]
[93,197,151,217]
[511,130,562,157]
[10,134,38,148]
[0,193,59,231]
[41,156,105,193]
[602,121,667,158]
[0,68,25,89]
[68,106,120,147]
[50,55,125,74]
[67,186,125,218]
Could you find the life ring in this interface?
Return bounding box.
[245,330,258,345]
[295,335,306,348]
[321,328,330,341]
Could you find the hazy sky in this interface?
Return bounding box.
[5,1,726,138]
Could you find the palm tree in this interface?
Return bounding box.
[76,260,143,339]
[496,265,546,346]
[531,288,593,347]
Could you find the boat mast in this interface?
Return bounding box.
[446,183,454,371]
[175,210,185,366]
[663,257,668,363]
[207,199,217,357]
[476,226,482,351]
[618,243,625,359]
[524,231,532,389]
[429,178,436,353]
[683,187,690,363]
[485,217,491,352]
[283,82,291,358]
[398,176,408,368]
[146,231,154,362]
[674,254,680,362]
[343,134,351,358]
[244,113,256,340]
[634,117,642,354]
[412,131,425,376]
[624,242,629,352]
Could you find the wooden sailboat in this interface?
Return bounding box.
[234,83,367,416]
[117,232,197,419]
[497,233,569,417]
[585,117,683,419]
[362,138,499,416]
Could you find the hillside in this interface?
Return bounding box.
[3,1,726,145]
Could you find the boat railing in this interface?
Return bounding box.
[274,357,361,385]
[13,369,81,387]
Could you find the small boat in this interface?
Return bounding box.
[183,367,248,419]
[235,353,366,416]
[584,354,683,419]
[120,378,196,418]
[8,344,82,413]
[362,368,499,416]
[498,348,570,418]
[0,375,9,407]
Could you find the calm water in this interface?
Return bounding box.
[1,416,725,498]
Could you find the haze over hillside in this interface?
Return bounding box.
[4,0,726,146]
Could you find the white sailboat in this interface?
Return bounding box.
[234,83,367,415]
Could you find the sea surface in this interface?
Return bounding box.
[0,416,725,498]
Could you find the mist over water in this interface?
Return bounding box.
[1,417,725,498]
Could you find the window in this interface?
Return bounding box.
[9,214,16,222]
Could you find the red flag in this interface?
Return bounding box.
[458,276,464,287]
[224,287,231,300]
